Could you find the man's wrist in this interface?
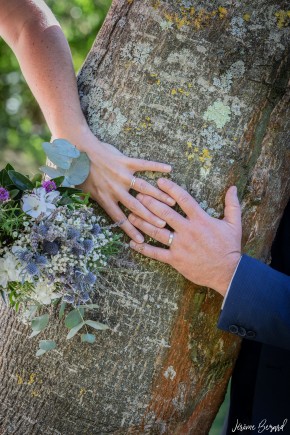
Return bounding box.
[214,252,242,297]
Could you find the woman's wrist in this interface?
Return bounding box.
[51,122,102,153]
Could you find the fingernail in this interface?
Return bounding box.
[157,219,166,227]
[130,241,136,249]
[167,197,175,205]
[136,234,144,243]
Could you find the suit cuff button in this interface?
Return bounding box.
[246,330,256,338]
[229,324,239,334]
[238,327,247,337]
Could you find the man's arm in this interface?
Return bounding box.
[218,254,290,351]
[128,179,290,350]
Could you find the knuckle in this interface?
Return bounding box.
[152,227,160,239]
[143,196,154,208]
[151,250,159,261]
[178,193,190,204]
[163,207,173,219]
[138,180,147,193]
[128,213,136,223]
[128,199,139,213]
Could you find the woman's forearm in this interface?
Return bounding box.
[0,0,95,151]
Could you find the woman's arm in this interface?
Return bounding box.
[0,0,174,242]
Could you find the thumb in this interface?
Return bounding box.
[224,186,241,226]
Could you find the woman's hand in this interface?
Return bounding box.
[75,131,175,243]
[128,178,242,296]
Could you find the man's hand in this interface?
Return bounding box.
[128,178,242,296]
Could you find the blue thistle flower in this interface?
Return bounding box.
[79,291,90,303]
[91,224,101,236]
[43,240,59,256]
[34,254,47,265]
[67,227,80,239]
[26,262,39,276]
[83,239,94,254]
[71,245,83,257]
[84,272,96,286]
[18,249,33,263]
[38,224,49,237]
[62,293,75,304]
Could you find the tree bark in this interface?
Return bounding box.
[1,1,290,434]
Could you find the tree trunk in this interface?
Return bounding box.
[1,1,290,434]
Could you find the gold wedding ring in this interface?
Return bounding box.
[168,231,174,247]
[130,176,136,189]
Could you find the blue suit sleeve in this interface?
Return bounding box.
[217,254,290,350]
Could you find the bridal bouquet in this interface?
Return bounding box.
[0,139,122,356]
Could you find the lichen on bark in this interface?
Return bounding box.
[0,1,290,434]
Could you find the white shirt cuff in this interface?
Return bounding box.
[221,255,242,310]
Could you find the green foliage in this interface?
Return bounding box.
[81,333,96,343]
[65,308,85,329]
[31,313,50,332]
[0,0,112,172]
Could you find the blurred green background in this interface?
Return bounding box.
[0,0,229,432]
[0,0,112,175]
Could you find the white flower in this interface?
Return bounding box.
[21,187,60,218]
[0,252,21,288]
[32,280,62,305]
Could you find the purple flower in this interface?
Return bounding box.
[0,187,9,202]
[41,180,57,193]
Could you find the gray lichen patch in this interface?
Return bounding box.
[120,41,153,64]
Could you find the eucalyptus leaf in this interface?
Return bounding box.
[36,349,47,357]
[59,301,66,319]
[64,308,84,329]
[81,333,96,343]
[42,139,80,169]
[31,313,49,332]
[66,322,85,339]
[39,165,65,179]
[39,340,56,351]
[85,320,109,331]
[8,170,34,191]
[29,330,41,338]
[77,304,99,309]
[65,152,90,185]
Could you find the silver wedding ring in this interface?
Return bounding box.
[130,176,136,189]
[168,231,174,247]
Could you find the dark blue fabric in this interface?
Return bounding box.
[217,198,290,434]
